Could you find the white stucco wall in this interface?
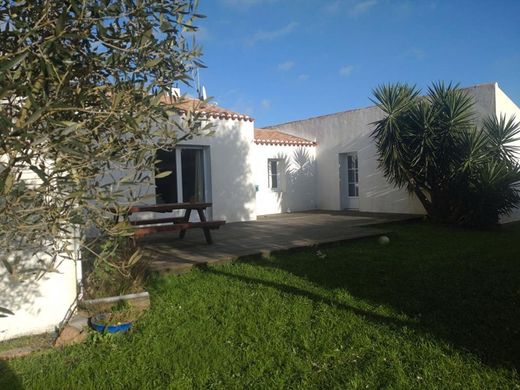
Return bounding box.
[444,83,520,223]
[0,158,80,341]
[464,83,497,125]
[0,250,79,341]
[495,84,520,223]
[268,107,425,214]
[267,83,519,219]
[101,116,257,224]
[177,118,257,222]
[253,144,317,215]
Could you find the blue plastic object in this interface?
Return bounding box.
[90,313,132,333]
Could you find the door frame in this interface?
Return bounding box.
[339,152,359,210]
[175,145,212,204]
[155,145,212,218]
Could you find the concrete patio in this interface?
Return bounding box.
[141,210,420,274]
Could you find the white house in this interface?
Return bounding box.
[161,82,519,223]
[150,96,319,221]
[2,82,519,341]
[261,82,520,223]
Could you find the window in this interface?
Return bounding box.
[155,147,207,204]
[268,159,281,190]
[347,154,359,197]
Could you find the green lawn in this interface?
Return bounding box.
[1,222,519,389]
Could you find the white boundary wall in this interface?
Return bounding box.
[0,158,80,341]
[0,250,80,341]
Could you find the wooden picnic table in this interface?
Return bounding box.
[116,202,225,244]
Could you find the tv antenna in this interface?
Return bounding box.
[193,67,208,101]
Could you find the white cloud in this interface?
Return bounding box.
[322,0,342,14]
[339,65,354,77]
[277,60,295,71]
[261,99,271,109]
[298,74,310,81]
[349,0,378,17]
[322,1,379,18]
[246,21,299,46]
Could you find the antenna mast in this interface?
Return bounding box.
[195,68,202,99]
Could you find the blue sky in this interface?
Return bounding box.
[187,0,520,127]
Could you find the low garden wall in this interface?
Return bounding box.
[0,245,81,341]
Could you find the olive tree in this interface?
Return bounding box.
[371,82,520,226]
[0,0,209,283]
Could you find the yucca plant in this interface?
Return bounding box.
[371,82,520,226]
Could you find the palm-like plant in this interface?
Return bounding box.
[371,82,520,226]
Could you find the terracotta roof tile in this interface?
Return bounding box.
[160,95,254,122]
[254,128,316,146]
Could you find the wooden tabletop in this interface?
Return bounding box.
[127,202,212,213]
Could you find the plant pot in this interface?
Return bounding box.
[90,313,132,334]
[80,292,149,333]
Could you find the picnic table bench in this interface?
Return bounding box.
[116,202,225,244]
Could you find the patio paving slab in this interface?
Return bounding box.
[141,211,420,274]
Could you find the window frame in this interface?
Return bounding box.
[268,158,282,192]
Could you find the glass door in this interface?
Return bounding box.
[181,148,205,202]
[155,149,178,204]
[339,152,359,210]
[155,146,209,205]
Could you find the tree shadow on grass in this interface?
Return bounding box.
[0,361,23,390]
[200,265,419,331]
[207,223,520,371]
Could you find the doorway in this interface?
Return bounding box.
[339,152,359,210]
[155,146,210,204]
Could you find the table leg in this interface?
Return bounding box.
[197,209,213,244]
[179,208,191,239]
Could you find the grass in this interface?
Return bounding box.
[0,333,54,354]
[1,222,519,389]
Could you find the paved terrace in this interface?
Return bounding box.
[141,211,420,274]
